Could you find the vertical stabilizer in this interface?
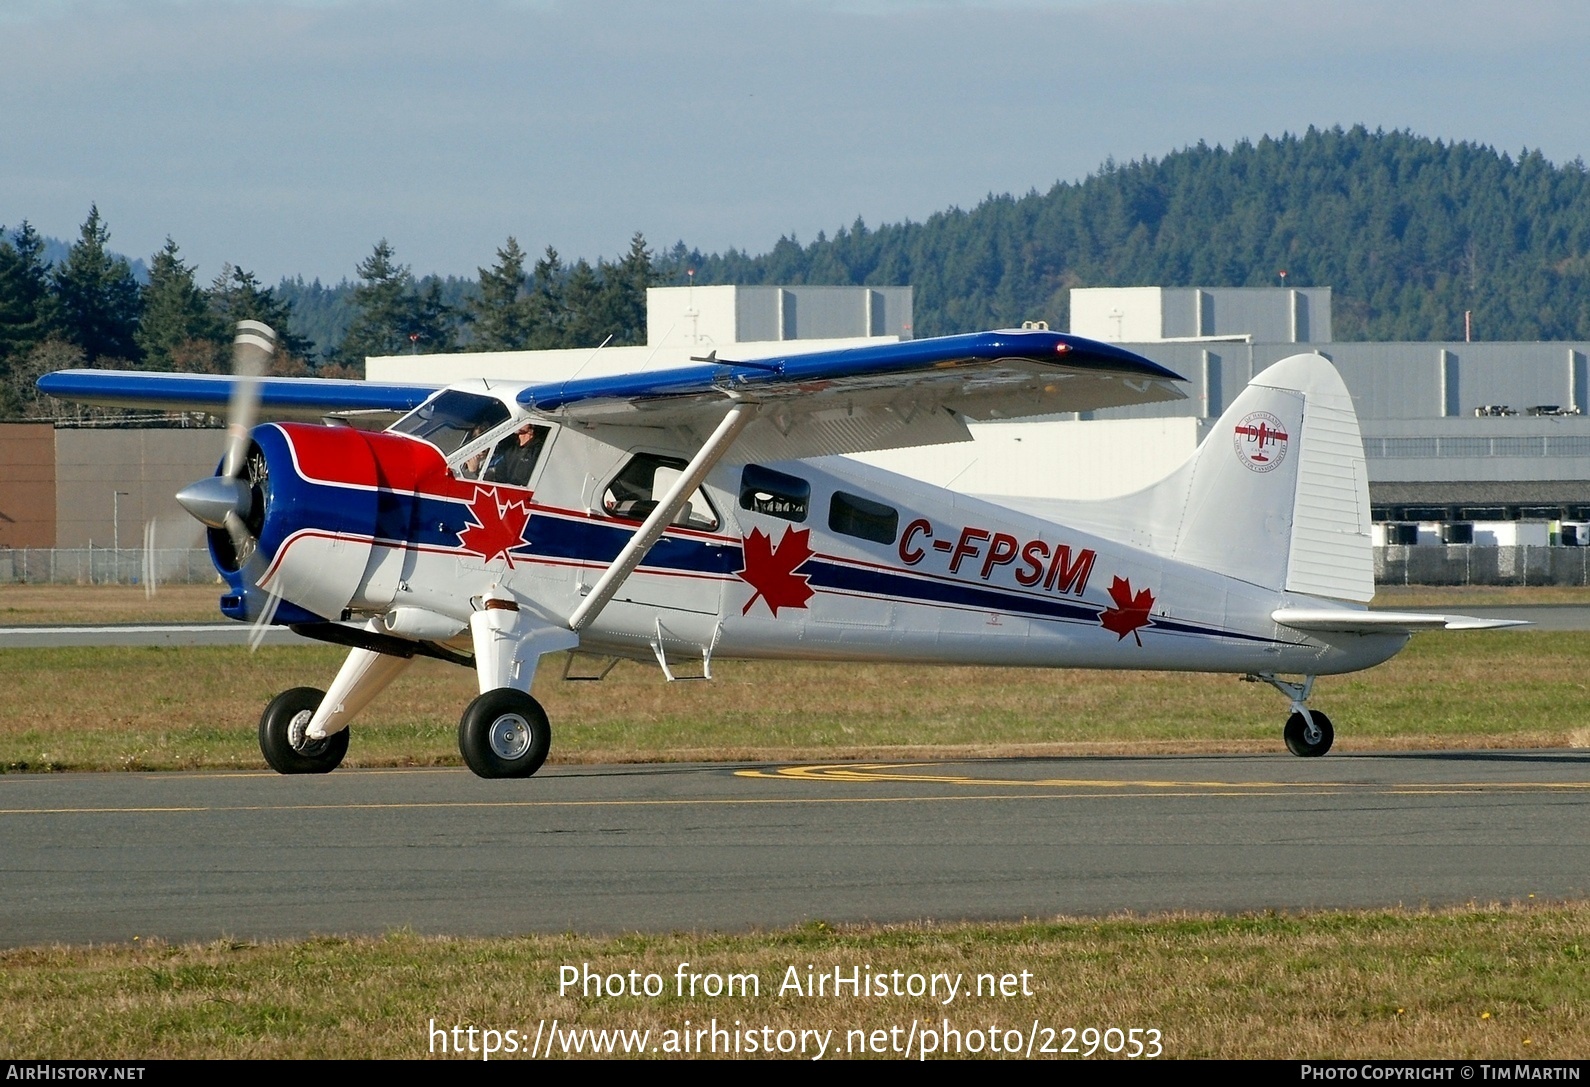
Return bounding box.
[1170,353,1372,600]
[1004,353,1373,601]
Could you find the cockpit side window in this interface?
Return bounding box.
[390,390,511,456]
[602,453,720,531]
[480,424,550,487]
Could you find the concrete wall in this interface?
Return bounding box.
[54,429,215,549]
[0,423,56,548]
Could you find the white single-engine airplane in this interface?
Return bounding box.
[39,323,1516,777]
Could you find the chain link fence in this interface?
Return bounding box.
[1375,545,1590,586]
[0,548,217,585]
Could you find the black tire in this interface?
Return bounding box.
[1283,709,1334,757]
[259,686,349,774]
[458,689,552,779]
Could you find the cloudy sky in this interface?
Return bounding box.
[5,0,1588,283]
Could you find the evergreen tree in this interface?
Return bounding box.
[0,222,55,366]
[560,258,605,348]
[340,240,458,358]
[208,264,312,360]
[601,232,654,346]
[467,237,532,351]
[137,238,224,371]
[408,277,459,354]
[525,246,567,350]
[52,205,142,362]
[340,240,411,359]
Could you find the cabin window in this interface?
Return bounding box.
[829,491,899,545]
[603,453,720,531]
[739,464,809,522]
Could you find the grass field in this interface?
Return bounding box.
[3,905,1586,1059]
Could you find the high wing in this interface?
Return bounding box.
[34,370,441,422]
[519,329,1185,461]
[36,330,1181,454]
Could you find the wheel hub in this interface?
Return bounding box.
[489,713,532,759]
[287,709,325,754]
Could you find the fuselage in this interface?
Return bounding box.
[214,395,1407,680]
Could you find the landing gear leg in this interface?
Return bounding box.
[461,587,579,780]
[1247,673,1335,757]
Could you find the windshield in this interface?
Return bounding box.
[389,390,511,456]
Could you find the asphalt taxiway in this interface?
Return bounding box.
[1,752,1586,946]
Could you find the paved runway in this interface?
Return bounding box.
[1396,604,1590,631]
[2,752,1586,946]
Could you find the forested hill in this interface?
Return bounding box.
[666,126,1590,342]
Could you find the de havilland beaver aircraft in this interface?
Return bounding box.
[39,322,1517,778]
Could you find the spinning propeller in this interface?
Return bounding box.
[174,321,286,640]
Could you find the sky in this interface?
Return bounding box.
[5,0,1590,284]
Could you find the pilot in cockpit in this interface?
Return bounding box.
[482,423,548,487]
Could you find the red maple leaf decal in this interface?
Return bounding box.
[458,486,531,566]
[1099,575,1155,646]
[737,525,816,616]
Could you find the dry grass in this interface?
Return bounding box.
[1,627,1583,771]
[2,903,1584,1059]
[1372,584,1590,606]
[0,584,221,625]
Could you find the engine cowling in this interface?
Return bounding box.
[193,423,453,624]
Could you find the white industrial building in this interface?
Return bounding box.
[369,284,912,385]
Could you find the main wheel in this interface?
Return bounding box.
[259,686,349,774]
[1283,709,1334,757]
[458,689,551,779]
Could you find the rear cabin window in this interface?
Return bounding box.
[603,453,720,532]
[829,492,899,545]
[739,464,809,523]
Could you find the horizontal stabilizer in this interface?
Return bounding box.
[1272,608,1530,633]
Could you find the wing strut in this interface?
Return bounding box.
[568,401,759,632]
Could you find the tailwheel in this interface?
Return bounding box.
[259,686,349,774]
[1247,673,1337,758]
[1283,709,1334,758]
[458,688,551,779]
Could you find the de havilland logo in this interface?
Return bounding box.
[1233,411,1289,472]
